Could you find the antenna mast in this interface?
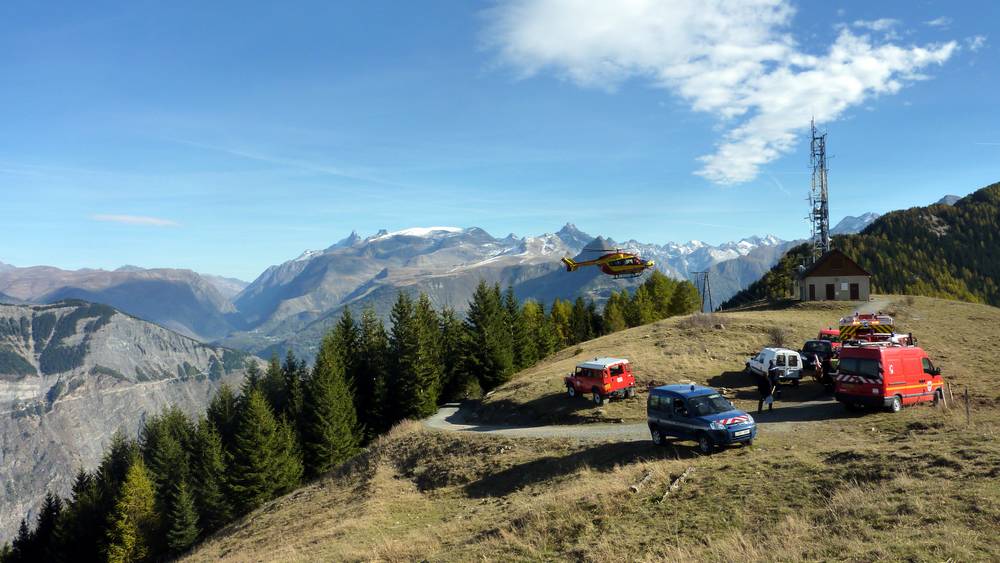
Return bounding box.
[692,271,714,312]
[808,118,831,261]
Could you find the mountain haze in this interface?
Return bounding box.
[0,266,240,341]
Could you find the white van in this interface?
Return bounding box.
[746,347,803,386]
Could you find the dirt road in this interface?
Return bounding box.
[424,398,845,441]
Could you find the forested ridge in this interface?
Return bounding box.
[723,182,1000,308]
[1,274,699,562]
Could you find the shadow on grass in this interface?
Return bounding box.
[463,440,703,498]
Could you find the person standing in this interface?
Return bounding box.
[757,370,774,413]
[767,360,782,402]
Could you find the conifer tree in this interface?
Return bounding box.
[569,297,592,344]
[463,281,514,392]
[413,293,443,414]
[188,418,232,534]
[331,308,361,392]
[95,428,141,552]
[502,287,530,370]
[55,468,103,563]
[438,307,471,402]
[261,353,287,416]
[518,300,543,367]
[628,285,658,326]
[358,306,390,438]
[535,302,559,358]
[281,350,306,425]
[301,333,361,478]
[165,480,199,556]
[548,299,572,348]
[8,519,32,563]
[644,270,677,319]
[105,456,157,563]
[241,359,262,397]
[668,280,702,315]
[603,292,628,333]
[207,382,239,448]
[227,389,302,515]
[388,292,423,421]
[32,492,62,561]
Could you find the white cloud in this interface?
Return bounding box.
[852,18,899,32]
[967,35,987,52]
[925,17,953,28]
[91,214,179,227]
[486,0,957,184]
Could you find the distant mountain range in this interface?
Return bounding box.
[221,225,794,357]
[0,300,250,542]
[0,209,893,358]
[831,212,881,235]
[0,265,243,341]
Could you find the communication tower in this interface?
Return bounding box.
[808,119,831,261]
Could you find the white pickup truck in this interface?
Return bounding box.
[746,347,803,386]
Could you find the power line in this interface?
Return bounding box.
[692,271,713,312]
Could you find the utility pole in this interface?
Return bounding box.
[692,271,713,312]
[808,118,831,262]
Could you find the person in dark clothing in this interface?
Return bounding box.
[767,360,782,401]
[756,370,773,413]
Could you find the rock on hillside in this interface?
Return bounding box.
[0,265,240,341]
[0,300,250,542]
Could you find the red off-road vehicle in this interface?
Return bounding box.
[565,357,637,405]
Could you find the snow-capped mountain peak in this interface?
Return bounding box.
[371,226,464,240]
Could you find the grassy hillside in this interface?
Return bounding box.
[472,295,1000,425]
[724,181,1000,309]
[185,296,1000,561]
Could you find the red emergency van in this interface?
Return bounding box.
[834,343,944,412]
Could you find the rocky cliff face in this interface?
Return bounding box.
[0,301,249,542]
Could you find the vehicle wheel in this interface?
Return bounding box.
[792,379,800,387]
[592,390,604,406]
[843,402,860,412]
[745,438,754,447]
[626,387,636,399]
[650,426,664,446]
[567,385,576,398]
[697,433,714,455]
[933,389,943,407]
[888,395,902,413]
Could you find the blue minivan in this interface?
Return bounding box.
[647,384,757,454]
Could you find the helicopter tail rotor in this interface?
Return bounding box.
[561,257,579,272]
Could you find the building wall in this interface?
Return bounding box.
[796,275,870,301]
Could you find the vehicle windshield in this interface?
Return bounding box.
[688,394,734,416]
[803,341,832,354]
[820,334,840,342]
[839,357,881,379]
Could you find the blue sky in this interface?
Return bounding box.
[1,0,996,281]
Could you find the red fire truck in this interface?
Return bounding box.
[834,343,944,412]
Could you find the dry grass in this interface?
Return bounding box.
[185,296,1000,562]
[473,295,1000,425]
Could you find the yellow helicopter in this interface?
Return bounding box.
[561,248,655,279]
